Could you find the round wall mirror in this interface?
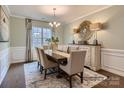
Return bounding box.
[78,20,94,44]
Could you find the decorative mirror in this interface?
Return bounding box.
[78,20,94,44]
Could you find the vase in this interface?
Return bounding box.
[51,42,58,50]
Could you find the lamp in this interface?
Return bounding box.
[73,28,80,33]
[49,8,61,28]
[90,23,102,45]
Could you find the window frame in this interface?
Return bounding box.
[32,26,52,47]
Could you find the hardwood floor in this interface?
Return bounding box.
[1,62,124,88]
[0,63,25,88]
[94,70,124,88]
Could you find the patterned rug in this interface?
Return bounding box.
[24,62,107,88]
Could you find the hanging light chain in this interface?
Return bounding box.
[53,8,56,17]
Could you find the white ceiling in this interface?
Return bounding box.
[8,5,111,24]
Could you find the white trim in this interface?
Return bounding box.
[0,48,9,56]
[102,48,124,54]
[10,15,50,23]
[10,47,26,63]
[68,6,113,24]
[0,48,10,85]
[10,47,38,63]
[10,15,26,19]
[101,48,124,77]
[10,47,124,77]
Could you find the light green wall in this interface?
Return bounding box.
[10,17,26,47]
[10,17,64,47]
[63,6,124,50]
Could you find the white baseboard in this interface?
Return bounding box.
[101,48,124,77]
[0,48,10,85]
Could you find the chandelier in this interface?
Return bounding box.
[49,8,61,27]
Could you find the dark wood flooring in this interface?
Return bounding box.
[0,63,25,88]
[94,70,124,88]
[1,62,124,88]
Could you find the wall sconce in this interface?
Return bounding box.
[90,23,102,45]
[73,28,80,33]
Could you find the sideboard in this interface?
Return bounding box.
[58,44,101,71]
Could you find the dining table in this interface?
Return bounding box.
[44,49,70,78]
[45,49,70,65]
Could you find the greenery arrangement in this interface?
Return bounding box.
[46,36,59,44]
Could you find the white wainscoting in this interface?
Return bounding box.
[0,48,10,85]
[10,47,37,63]
[101,48,124,77]
[10,47,26,63]
[10,47,124,77]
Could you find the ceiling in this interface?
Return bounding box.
[8,5,111,24]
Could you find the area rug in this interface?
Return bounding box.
[24,62,107,88]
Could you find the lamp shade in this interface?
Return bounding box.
[90,23,102,31]
[73,28,80,33]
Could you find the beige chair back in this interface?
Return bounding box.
[43,45,50,50]
[35,47,40,62]
[38,48,52,69]
[69,51,86,75]
[60,50,86,75]
[70,51,86,74]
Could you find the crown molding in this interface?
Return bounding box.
[8,5,113,25]
[10,14,26,19]
[67,5,113,24]
[10,14,50,23]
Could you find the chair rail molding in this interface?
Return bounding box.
[101,48,124,77]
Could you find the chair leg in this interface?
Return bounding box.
[37,61,39,68]
[44,69,47,79]
[40,65,43,74]
[69,76,72,88]
[80,72,83,83]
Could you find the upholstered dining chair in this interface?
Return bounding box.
[60,50,86,88]
[43,45,50,50]
[35,47,40,68]
[38,48,58,79]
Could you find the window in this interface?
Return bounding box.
[32,27,52,47]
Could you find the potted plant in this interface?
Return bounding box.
[46,36,59,50]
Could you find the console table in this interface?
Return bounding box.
[68,44,101,71]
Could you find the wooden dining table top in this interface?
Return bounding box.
[44,50,69,62]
